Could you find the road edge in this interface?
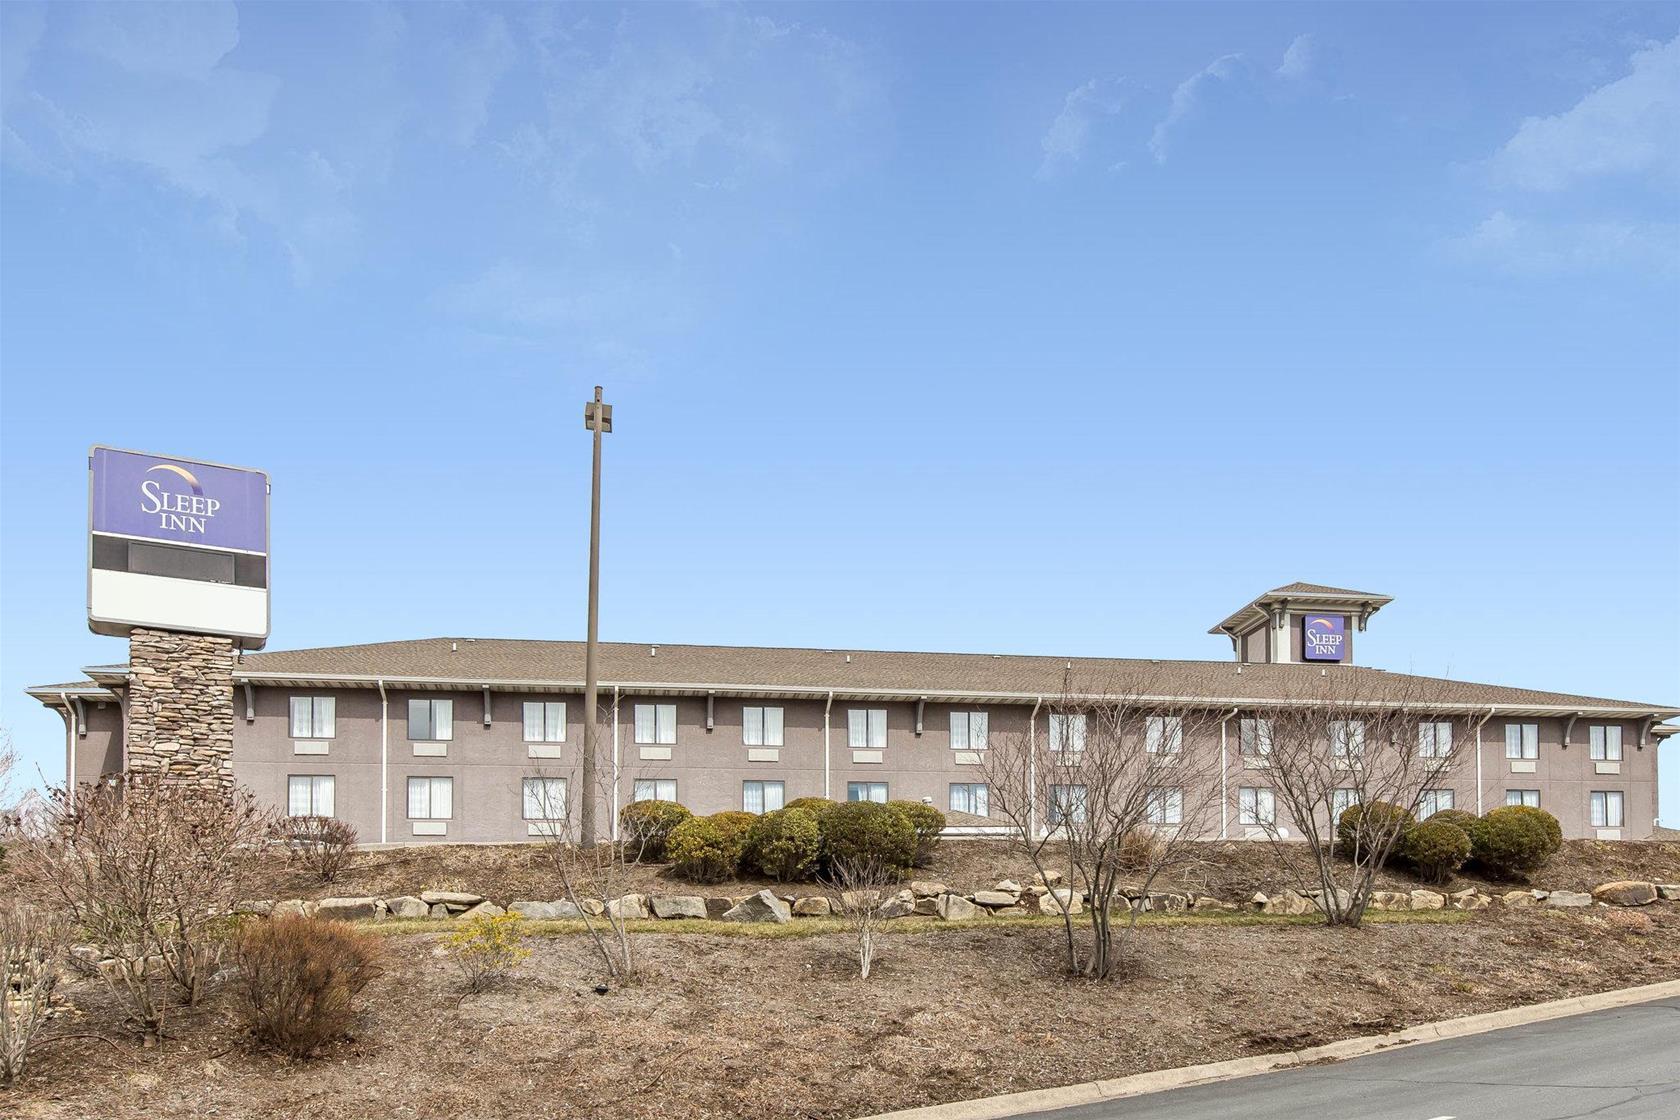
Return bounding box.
[862,977,1680,1120]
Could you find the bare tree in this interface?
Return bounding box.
[0,902,68,1085]
[982,681,1222,979]
[825,855,895,980]
[1245,673,1465,926]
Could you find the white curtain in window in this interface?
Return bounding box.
[656,704,676,744]
[315,698,335,739]
[313,776,335,818]
[764,706,783,747]
[523,702,544,743]
[1590,726,1622,761]
[743,782,765,815]
[1591,791,1623,828]
[635,705,656,744]
[633,779,656,802]
[433,699,453,741]
[288,776,312,816]
[764,781,784,811]
[950,712,968,750]
[1241,718,1272,756]
[407,776,429,818]
[970,710,988,750]
[524,778,565,820]
[290,698,311,739]
[743,707,764,746]
[430,776,452,818]
[1147,716,1183,754]
[868,710,886,749]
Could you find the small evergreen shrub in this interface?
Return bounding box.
[818,801,915,872]
[1424,808,1477,833]
[667,813,753,883]
[784,797,839,820]
[1468,806,1555,878]
[744,808,822,881]
[233,917,382,1058]
[618,799,693,862]
[1500,805,1562,857]
[888,800,946,867]
[445,912,531,992]
[1335,801,1413,864]
[1402,820,1471,883]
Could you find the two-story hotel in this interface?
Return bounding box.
[28,583,1678,843]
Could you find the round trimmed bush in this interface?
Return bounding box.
[666,812,753,883]
[1402,819,1471,883]
[784,797,838,819]
[1335,801,1413,864]
[888,800,946,867]
[743,807,822,881]
[818,800,916,872]
[1500,805,1562,857]
[618,799,692,862]
[1468,806,1555,878]
[1424,808,1478,833]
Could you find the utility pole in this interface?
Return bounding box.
[581,386,612,846]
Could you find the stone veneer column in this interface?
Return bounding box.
[125,627,236,792]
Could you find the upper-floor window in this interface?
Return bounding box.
[848,709,887,750]
[634,703,677,746]
[1331,788,1360,820]
[1504,723,1538,760]
[407,775,453,820]
[287,774,335,817]
[949,711,989,751]
[1589,790,1624,829]
[1145,715,1183,754]
[1146,787,1183,825]
[949,782,989,816]
[1049,784,1087,825]
[1589,725,1623,762]
[522,777,567,820]
[1239,786,1276,826]
[522,701,567,743]
[848,781,887,803]
[1329,720,1365,762]
[1417,789,1455,818]
[1048,712,1086,753]
[408,698,453,741]
[289,696,336,739]
[743,706,785,747]
[633,778,677,803]
[1506,789,1540,808]
[742,780,785,814]
[1418,721,1453,759]
[1239,717,1272,757]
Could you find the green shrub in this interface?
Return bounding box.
[888,800,946,867]
[667,812,754,883]
[818,801,916,872]
[1402,820,1471,883]
[1500,805,1562,857]
[618,799,692,861]
[743,808,822,881]
[784,797,838,820]
[1468,806,1555,878]
[1424,808,1478,833]
[1335,801,1413,864]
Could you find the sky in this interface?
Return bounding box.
[2,2,1677,816]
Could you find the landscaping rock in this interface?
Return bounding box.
[233,899,274,917]
[509,901,563,920]
[316,897,380,922]
[1261,890,1311,916]
[1191,897,1234,912]
[913,897,940,916]
[994,879,1022,894]
[937,894,979,921]
[651,895,708,920]
[420,890,483,909]
[909,881,947,899]
[272,899,308,919]
[992,907,1032,918]
[1149,892,1190,914]
[1368,891,1411,912]
[1591,881,1658,907]
[792,897,832,918]
[606,894,650,920]
[1408,890,1445,911]
[386,896,430,920]
[1034,870,1064,887]
[722,889,791,924]
[704,897,734,919]
[548,900,585,919]
[1499,890,1545,908]
[1546,890,1592,908]
[1657,884,1680,901]
[972,890,1019,908]
[880,896,916,919]
[1038,889,1084,916]
[580,898,605,917]
[1250,892,1269,911]
[428,903,451,920]
[460,901,506,920]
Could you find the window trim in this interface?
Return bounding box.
[406,775,454,820]
[1588,724,1623,762]
[633,703,678,746]
[521,776,567,821]
[1589,790,1625,829]
[847,708,888,750]
[1238,786,1276,827]
[949,710,990,751]
[289,695,336,740]
[286,773,335,818]
[1504,722,1538,761]
[742,705,786,748]
[632,778,678,803]
[742,779,786,814]
[1048,712,1087,753]
[1505,789,1540,808]
[521,700,568,744]
[948,782,989,816]
[407,697,454,742]
[846,781,888,804]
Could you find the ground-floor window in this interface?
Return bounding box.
[1330,788,1360,820]
[1239,787,1275,827]
[949,782,988,816]
[1146,787,1182,826]
[1048,784,1086,825]
[287,774,334,817]
[1506,789,1540,808]
[847,781,887,803]
[633,778,678,803]
[1417,789,1454,819]
[1589,790,1624,829]
[742,780,785,814]
[407,776,453,820]
[522,777,567,820]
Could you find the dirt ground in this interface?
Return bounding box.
[10,907,1680,1120]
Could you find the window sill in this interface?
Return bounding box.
[292,740,329,756]
[639,746,673,762]
[747,748,780,763]
[953,750,983,766]
[413,742,448,758]
[1508,759,1537,774]
[851,749,884,764]
[528,743,566,759]
[527,821,565,837]
[1594,761,1622,775]
[1594,827,1623,840]
[411,820,447,836]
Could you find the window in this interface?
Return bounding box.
[1418,721,1453,759]
[743,706,785,747]
[848,709,887,749]
[522,777,567,820]
[949,782,989,816]
[1048,784,1087,825]
[1239,717,1272,757]
[1239,787,1276,827]
[1504,723,1538,760]
[847,782,887,803]
[1506,789,1540,808]
[633,778,678,803]
[1590,790,1624,829]
[949,711,989,751]
[522,701,567,743]
[289,696,336,739]
[634,703,677,745]
[408,698,453,741]
[406,776,453,820]
[1589,725,1623,762]
[287,775,335,817]
[1329,720,1365,762]
[1146,787,1183,825]
[1331,788,1360,819]
[1417,789,1455,818]
[742,780,785,814]
[1048,712,1086,753]
[1145,715,1183,754]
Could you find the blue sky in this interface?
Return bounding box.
[2,3,1677,815]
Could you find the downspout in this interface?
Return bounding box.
[1473,705,1496,816]
[59,692,75,805]
[823,691,835,799]
[611,685,621,839]
[377,679,389,844]
[1218,707,1238,840]
[1028,695,1043,840]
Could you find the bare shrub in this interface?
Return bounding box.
[826,855,895,980]
[284,816,359,884]
[0,902,68,1085]
[445,912,531,992]
[232,917,382,1058]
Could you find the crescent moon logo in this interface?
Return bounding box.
[1308,617,1336,628]
[146,463,204,495]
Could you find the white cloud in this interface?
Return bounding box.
[1277,34,1315,81]
[1443,209,1679,275]
[1037,78,1129,178]
[1149,53,1245,164]
[1486,34,1679,191]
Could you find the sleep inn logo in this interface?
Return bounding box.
[139,463,220,535]
[1302,615,1346,662]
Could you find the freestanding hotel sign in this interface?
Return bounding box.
[1301,614,1346,662]
[88,446,270,648]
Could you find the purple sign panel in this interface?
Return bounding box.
[90,447,268,554]
[1302,614,1346,662]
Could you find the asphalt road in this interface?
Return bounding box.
[1042,995,1680,1120]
